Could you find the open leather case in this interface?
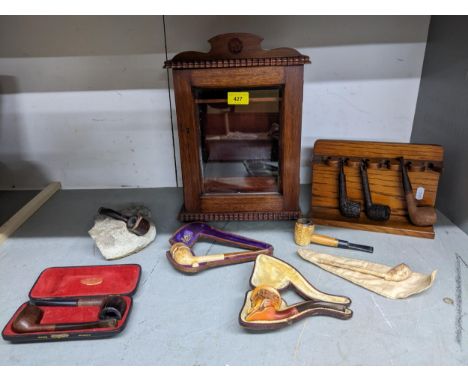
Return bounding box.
[2,264,141,343]
[239,255,353,331]
[167,222,273,274]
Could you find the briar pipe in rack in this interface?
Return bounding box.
[98,207,150,236]
[338,158,361,218]
[32,296,127,320]
[359,160,391,221]
[399,157,437,226]
[12,305,117,334]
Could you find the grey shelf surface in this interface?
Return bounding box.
[0,186,467,365]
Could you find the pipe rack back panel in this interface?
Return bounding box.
[310,140,444,238]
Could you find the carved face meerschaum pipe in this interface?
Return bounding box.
[170,242,224,267]
[12,305,117,334]
[399,157,437,226]
[359,160,391,221]
[339,158,361,218]
[169,242,269,268]
[245,285,350,322]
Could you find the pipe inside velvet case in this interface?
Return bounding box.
[12,305,118,334]
[167,222,273,273]
[31,296,127,321]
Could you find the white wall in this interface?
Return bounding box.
[0,16,175,189]
[0,16,430,189]
[411,16,468,235]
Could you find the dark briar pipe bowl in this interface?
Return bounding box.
[99,296,127,320]
[365,204,391,221]
[360,160,391,222]
[338,158,361,218]
[340,201,361,218]
[126,215,150,236]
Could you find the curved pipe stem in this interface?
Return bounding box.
[339,159,361,218]
[32,296,127,320]
[98,207,128,223]
[399,157,413,194]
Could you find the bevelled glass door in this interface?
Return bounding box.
[194,86,283,194]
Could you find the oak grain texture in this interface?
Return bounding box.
[164,33,310,69]
[168,33,308,221]
[310,140,444,238]
[203,176,278,193]
[172,70,203,212]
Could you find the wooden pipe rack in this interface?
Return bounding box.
[310,140,444,238]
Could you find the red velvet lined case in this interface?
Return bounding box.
[2,264,141,343]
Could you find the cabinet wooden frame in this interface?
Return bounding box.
[166,33,309,221]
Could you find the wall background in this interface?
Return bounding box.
[0,15,430,189]
[411,16,468,235]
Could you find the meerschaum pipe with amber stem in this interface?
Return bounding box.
[245,286,350,322]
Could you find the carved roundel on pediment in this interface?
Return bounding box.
[228,37,243,54]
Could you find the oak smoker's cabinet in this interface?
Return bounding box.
[165,33,310,221]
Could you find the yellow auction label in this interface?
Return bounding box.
[227,92,249,105]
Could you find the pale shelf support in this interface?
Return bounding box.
[0,182,62,245]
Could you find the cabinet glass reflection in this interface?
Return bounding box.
[194,86,283,194]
